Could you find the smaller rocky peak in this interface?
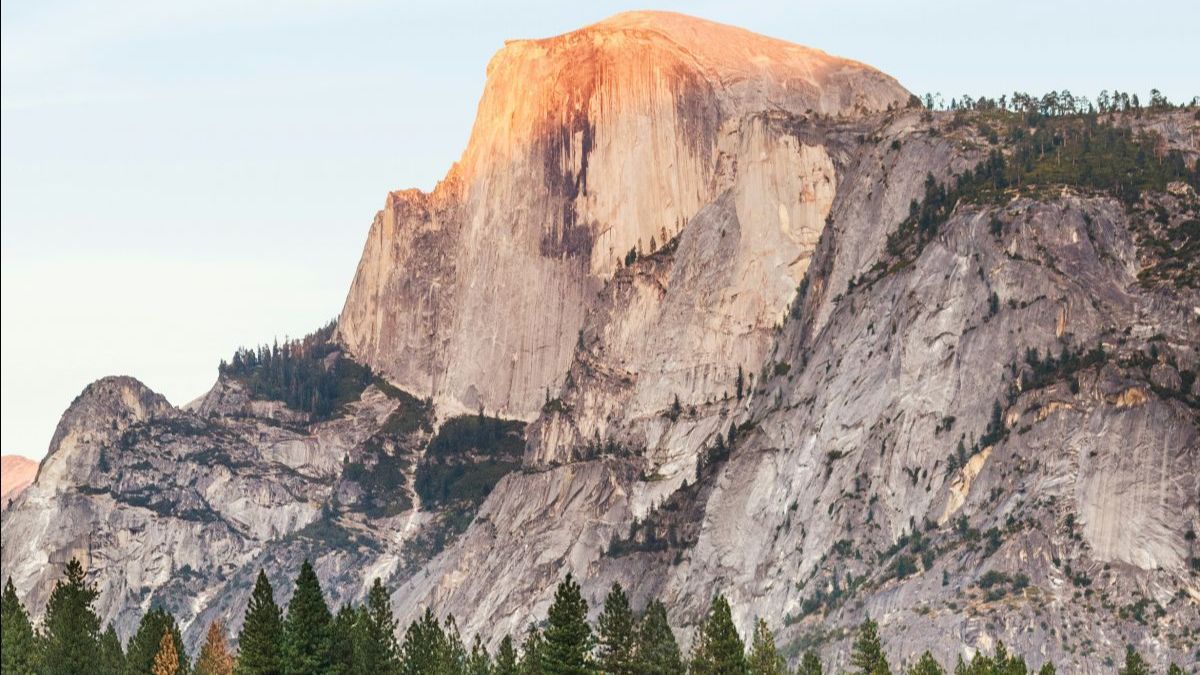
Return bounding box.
[60,376,173,429]
[35,376,174,490]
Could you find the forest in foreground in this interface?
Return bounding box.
[1,558,1190,675]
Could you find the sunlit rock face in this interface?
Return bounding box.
[337,10,910,423]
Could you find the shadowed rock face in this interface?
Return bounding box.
[3,12,1198,672]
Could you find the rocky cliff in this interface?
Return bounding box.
[2,11,1197,672]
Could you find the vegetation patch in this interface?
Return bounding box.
[219,321,374,422]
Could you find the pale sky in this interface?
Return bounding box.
[2,0,1195,460]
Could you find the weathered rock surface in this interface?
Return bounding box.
[2,11,1197,672]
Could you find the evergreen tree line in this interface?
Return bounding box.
[217,321,373,422]
[2,560,1190,675]
[918,89,1196,115]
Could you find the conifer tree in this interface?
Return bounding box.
[468,635,492,675]
[1,577,39,675]
[519,625,546,675]
[1117,647,1150,675]
[634,600,683,675]
[443,615,469,673]
[399,608,448,675]
[236,570,284,675]
[329,605,359,675]
[908,651,945,675]
[746,619,785,675]
[41,559,102,675]
[1036,664,1055,675]
[127,607,188,675]
[98,624,127,675]
[355,579,400,673]
[796,650,823,675]
[494,635,519,675]
[1165,665,1184,675]
[281,560,333,675]
[849,617,890,675]
[152,630,181,675]
[689,595,746,675]
[539,574,593,674]
[596,582,636,674]
[194,620,235,675]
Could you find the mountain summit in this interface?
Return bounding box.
[339,11,909,423]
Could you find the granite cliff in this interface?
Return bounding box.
[2,11,1197,672]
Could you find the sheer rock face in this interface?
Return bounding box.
[3,12,1199,672]
[337,10,909,423]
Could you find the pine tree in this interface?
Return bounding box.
[127,607,188,675]
[796,650,823,675]
[399,608,448,675]
[595,582,636,674]
[1036,664,1055,675]
[281,560,333,675]
[355,579,400,673]
[1,577,39,675]
[494,635,519,675]
[908,651,945,675]
[1117,647,1150,675]
[151,630,181,675]
[236,570,284,675]
[195,620,235,675]
[689,595,745,675]
[539,574,593,674]
[746,619,785,675]
[634,600,683,675]
[849,617,890,675]
[41,558,102,675]
[1165,665,1184,675]
[519,625,546,675]
[468,635,492,675]
[443,615,469,674]
[329,605,359,675]
[98,624,127,675]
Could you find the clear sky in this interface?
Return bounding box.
[2,0,1195,460]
